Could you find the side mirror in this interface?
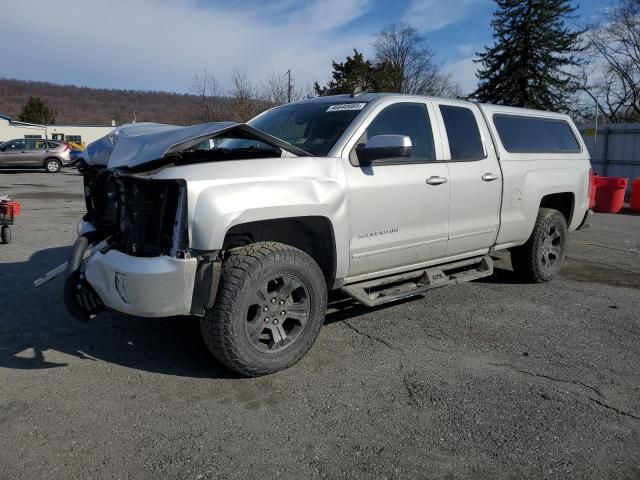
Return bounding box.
[355,135,412,164]
[0,146,5,152]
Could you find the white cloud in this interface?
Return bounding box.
[292,0,372,32]
[403,0,487,32]
[446,56,478,95]
[457,43,477,56]
[0,0,375,93]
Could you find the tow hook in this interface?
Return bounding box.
[63,235,104,322]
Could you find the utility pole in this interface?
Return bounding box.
[594,96,599,145]
[286,69,292,103]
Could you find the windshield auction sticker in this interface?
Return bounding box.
[326,103,367,112]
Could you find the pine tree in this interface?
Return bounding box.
[18,96,56,124]
[472,0,583,111]
[314,50,394,96]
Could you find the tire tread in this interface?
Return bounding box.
[511,207,567,283]
[201,242,327,377]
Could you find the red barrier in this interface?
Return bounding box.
[594,177,628,214]
[589,171,597,209]
[631,178,640,212]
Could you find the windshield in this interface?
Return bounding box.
[248,102,367,156]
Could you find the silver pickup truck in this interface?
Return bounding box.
[39,93,593,376]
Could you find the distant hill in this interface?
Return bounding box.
[0,78,255,126]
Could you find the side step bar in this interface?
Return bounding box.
[341,256,493,307]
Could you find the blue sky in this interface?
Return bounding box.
[0,0,606,95]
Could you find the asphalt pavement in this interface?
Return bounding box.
[1,169,638,479]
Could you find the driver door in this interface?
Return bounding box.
[344,100,451,280]
[0,139,27,166]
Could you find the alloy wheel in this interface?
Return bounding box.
[540,224,563,271]
[46,160,60,172]
[245,273,311,352]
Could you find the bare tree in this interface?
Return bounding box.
[190,68,220,122]
[229,67,266,121]
[374,22,458,97]
[295,82,318,101]
[261,71,290,105]
[582,0,640,123]
[260,71,317,104]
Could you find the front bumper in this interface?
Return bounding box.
[84,249,198,317]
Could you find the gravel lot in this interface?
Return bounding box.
[1,169,639,479]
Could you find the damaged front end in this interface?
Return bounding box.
[63,167,204,321]
[36,120,308,322]
[82,168,188,258]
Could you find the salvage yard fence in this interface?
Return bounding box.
[579,123,640,193]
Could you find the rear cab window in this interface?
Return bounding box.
[439,105,486,160]
[493,115,581,153]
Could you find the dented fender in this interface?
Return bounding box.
[152,156,350,280]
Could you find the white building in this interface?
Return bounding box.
[0,113,115,148]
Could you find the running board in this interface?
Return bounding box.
[341,256,493,307]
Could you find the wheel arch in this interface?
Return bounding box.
[539,192,575,226]
[222,216,338,287]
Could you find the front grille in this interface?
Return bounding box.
[83,168,186,257]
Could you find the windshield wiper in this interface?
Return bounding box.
[227,146,281,154]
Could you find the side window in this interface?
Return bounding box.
[439,105,485,160]
[47,142,60,149]
[6,140,26,151]
[353,102,435,163]
[26,139,45,150]
[493,115,581,153]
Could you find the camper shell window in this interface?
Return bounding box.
[493,114,581,154]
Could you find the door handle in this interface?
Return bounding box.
[482,173,499,182]
[426,176,448,185]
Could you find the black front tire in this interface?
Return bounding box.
[511,208,568,283]
[1,226,10,244]
[200,242,328,377]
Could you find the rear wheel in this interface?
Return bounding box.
[200,242,327,377]
[511,208,568,282]
[45,159,61,173]
[1,226,10,244]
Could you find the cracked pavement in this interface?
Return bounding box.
[1,170,639,479]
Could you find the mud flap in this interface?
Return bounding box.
[577,209,593,230]
[63,236,104,322]
[190,256,222,316]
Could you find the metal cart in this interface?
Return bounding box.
[0,197,20,244]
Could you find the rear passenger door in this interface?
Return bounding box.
[433,101,502,257]
[25,139,46,165]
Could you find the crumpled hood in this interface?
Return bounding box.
[82,121,309,170]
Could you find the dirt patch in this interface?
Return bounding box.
[561,260,640,289]
[16,191,84,201]
[60,210,86,218]
[8,183,48,188]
